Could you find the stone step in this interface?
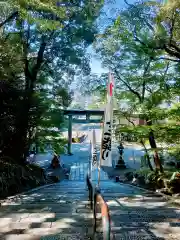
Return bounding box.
[1,206,76,214]
[4,233,91,240]
[110,216,179,224]
[112,233,160,240]
[96,222,180,232]
[7,196,89,204]
[109,210,180,218]
[1,202,75,208]
[2,234,39,240]
[43,183,87,186]
[93,232,156,240]
[36,188,88,194]
[94,226,180,239]
[52,212,93,219]
[26,191,88,196]
[40,234,92,240]
[37,186,87,190]
[37,187,88,192]
[25,225,91,236]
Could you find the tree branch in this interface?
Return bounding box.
[124,0,154,31]
[125,0,180,62]
[169,11,177,45]
[18,19,31,90]
[114,69,142,102]
[122,111,136,126]
[142,58,152,101]
[153,57,180,63]
[133,26,147,47]
[0,11,18,28]
[31,36,47,82]
[145,85,153,94]
[164,44,180,59]
[169,42,180,54]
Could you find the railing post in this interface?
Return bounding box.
[93,192,97,232]
[67,115,72,155]
[86,174,111,240]
[102,203,111,240]
[86,174,93,210]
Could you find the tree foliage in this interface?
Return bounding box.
[0,0,104,163]
[78,0,180,172]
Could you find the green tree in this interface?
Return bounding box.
[0,0,104,163]
[123,0,180,61]
[86,2,180,172]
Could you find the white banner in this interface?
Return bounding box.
[100,72,114,167]
[91,129,98,172]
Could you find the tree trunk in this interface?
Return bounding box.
[1,99,30,164]
[140,140,153,171]
[146,119,163,173]
[1,35,47,164]
[35,140,39,154]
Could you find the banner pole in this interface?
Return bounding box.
[98,122,104,188]
[89,140,92,178]
[97,165,101,187]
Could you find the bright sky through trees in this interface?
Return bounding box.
[90,0,136,74]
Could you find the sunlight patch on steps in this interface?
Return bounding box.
[106,200,120,206]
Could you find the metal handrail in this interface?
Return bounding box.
[94,187,111,240]
[86,174,93,209]
[86,174,111,240]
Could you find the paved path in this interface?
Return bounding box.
[0,141,180,239]
[62,123,149,169]
[0,181,92,240]
[34,123,148,171]
[0,177,179,239]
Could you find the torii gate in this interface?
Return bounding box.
[63,109,145,155]
[63,109,104,155]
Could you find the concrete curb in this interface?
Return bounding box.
[0,183,54,203]
[119,181,155,194]
[0,179,67,203]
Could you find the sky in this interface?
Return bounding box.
[71,0,136,98]
[90,0,136,74]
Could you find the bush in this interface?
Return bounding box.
[0,160,46,198]
[166,161,176,167]
[146,171,165,189]
[168,148,180,161]
[125,171,134,181]
[137,175,146,185]
[167,172,180,194]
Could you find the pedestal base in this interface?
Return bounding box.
[115,160,126,169]
[68,153,73,156]
[115,164,126,169]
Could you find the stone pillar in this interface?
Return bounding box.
[68,115,73,155]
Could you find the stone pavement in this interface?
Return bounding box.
[0,141,180,239]
[98,181,180,240]
[0,180,93,240]
[0,169,180,239]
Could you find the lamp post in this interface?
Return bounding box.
[116,139,126,169]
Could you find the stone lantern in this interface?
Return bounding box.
[116,142,126,169]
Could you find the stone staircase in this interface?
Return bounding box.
[0,180,94,240]
[0,174,180,239]
[96,181,180,240]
